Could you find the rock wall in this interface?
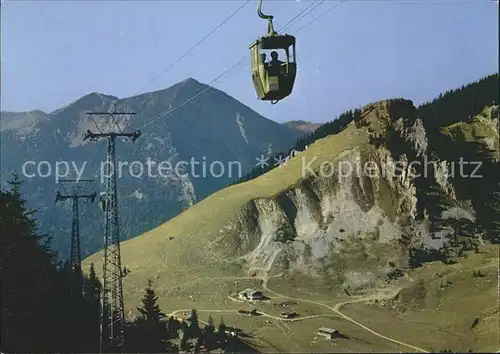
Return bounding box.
[215,100,495,288]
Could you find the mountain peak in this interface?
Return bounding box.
[81,92,119,102]
[357,98,416,133]
[68,92,119,110]
[30,109,47,116]
[178,77,207,89]
[183,77,200,84]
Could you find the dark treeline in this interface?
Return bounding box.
[1,173,100,352]
[126,281,253,353]
[417,74,498,136]
[417,73,499,159]
[1,174,257,353]
[416,74,499,243]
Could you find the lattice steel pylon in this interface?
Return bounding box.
[84,109,140,353]
[55,180,96,295]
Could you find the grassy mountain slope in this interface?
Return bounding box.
[84,101,372,305]
[340,245,498,353]
[440,105,499,160]
[83,78,499,352]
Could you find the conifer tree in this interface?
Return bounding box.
[7,172,23,197]
[217,317,227,347]
[81,263,102,351]
[137,280,165,322]
[1,173,99,352]
[204,315,216,350]
[1,175,55,351]
[164,316,181,352]
[166,315,180,339]
[128,279,167,352]
[188,308,200,337]
[84,263,101,302]
[180,321,190,352]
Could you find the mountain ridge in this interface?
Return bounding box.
[1,77,233,122]
[1,77,302,259]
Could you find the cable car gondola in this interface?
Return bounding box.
[249,0,297,104]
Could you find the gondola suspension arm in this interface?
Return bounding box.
[257,0,276,36]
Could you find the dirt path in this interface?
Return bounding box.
[260,276,429,353]
[166,274,429,352]
[168,308,339,323]
[227,295,245,303]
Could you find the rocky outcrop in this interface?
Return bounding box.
[215,100,493,289]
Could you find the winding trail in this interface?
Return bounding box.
[166,274,429,352]
[164,249,499,352]
[168,308,339,323]
[260,276,429,353]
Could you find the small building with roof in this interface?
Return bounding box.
[238,288,264,301]
[317,327,340,339]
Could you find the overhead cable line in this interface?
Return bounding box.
[294,0,346,33]
[136,0,346,130]
[73,0,251,177]
[129,0,325,131]
[280,0,326,31]
[109,0,252,116]
[10,1,251,135]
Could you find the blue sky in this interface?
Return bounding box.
[1,0,498,123]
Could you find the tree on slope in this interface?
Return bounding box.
[217,317,227,348]
[188,308,201,338]
[127,279,168,352]
[1,173,99,352]
[204,315,216,351]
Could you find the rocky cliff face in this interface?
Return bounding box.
[283,120,322,133]
[81,87,499,329]
[212,100,498,289]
